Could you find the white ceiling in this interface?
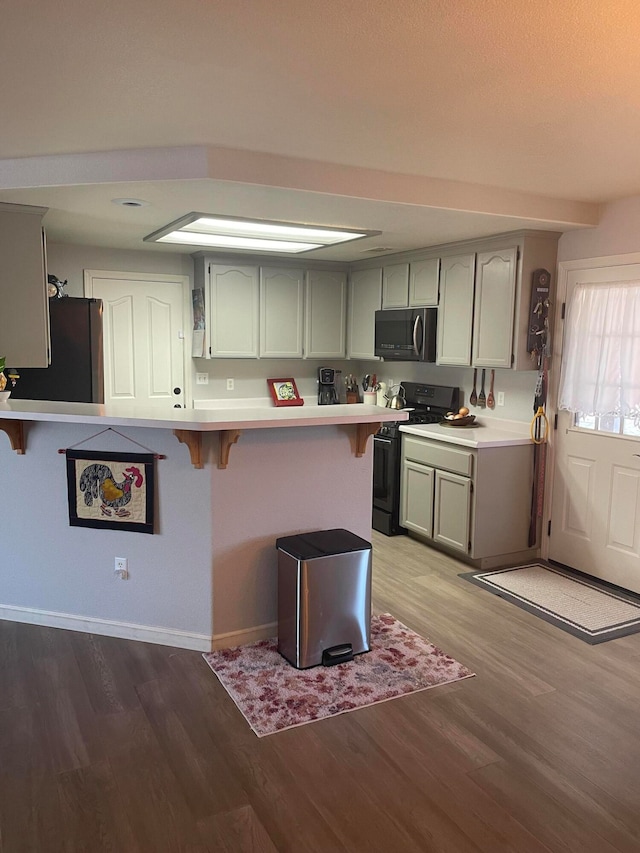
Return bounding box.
[3,0,638,261]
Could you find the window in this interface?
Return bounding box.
[559,281,640,437]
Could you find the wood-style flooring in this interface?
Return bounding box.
[3,531,640,852]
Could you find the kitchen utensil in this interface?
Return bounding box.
[487,369,495,409]
[362,374,370,391]
[376,381,387,407]
[478,369,486,408]
[470,368,478,407]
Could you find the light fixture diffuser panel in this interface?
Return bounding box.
[144,213,380,253]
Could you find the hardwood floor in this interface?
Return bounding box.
[3,531,640,851]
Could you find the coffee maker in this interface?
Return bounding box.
[318,367,339,405]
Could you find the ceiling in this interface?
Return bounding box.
[2,0,639,261]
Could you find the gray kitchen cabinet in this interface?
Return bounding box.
[400,433,534,566]
[304,269,347,359]
[348,267,382,359]
[409,257,439,306]
[472,247,517,368]
[0,203,49,367]
[194,260,260,358]
[382,263,409,308]
[260,267,304,358]
[437,253,475,366]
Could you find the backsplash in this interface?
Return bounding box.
[191,356,541,423]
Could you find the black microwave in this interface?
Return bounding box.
[374,307,437,362]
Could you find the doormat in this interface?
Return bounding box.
[202,613,475,737]
[461,563,640,644]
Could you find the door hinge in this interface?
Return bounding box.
[547,519,552,536]
[554,413,558,430]
[561,302,566,320]
[511,353,515,365]
[470,481,474,493]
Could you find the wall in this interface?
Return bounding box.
[0,422,213,649]
[47,243,193,296]
[558,197,640,262]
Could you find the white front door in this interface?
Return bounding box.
[84,271,189,409]
[550,262,640,593]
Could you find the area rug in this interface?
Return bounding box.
[202,613,475,737]
[461,563,640,644]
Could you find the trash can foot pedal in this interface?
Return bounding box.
[322,644,353,666]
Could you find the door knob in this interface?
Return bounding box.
[173,387,181,395]
[174,403,182,408]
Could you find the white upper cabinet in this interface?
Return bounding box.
[409,258,439,306]
[348,267,382,359]
[437,253,475,366]
[260,267,304,358]
[382,263,410,308]
[304,270,347,359]
[206,263,259,358]
[472,247,518,369]
[0,204,49,367]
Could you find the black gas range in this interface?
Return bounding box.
[377,383,460,438]
[373,383,460,536]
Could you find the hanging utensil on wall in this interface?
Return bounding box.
[478,369,486,408]
[470,368,478,407]
[487,370,495,409]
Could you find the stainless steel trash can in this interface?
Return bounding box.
[276,528,372,669]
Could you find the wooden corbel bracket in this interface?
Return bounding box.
[173,429,203,469]
[0,419,26,454]
[355,422,381,457]
[218,429,242,469]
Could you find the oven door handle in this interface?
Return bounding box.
[373,436,394,445]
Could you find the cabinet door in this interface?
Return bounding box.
[400,459,435,538]
[304,270,346,359]
[209,265,259,358]
[437,254,475,365]
[0,206,48,367]
[382,263,409,308]
[409,258,439,306]
[348,268,382,359]
[433,470,471,553]
[472,247,517,369]
[260,268,304,358]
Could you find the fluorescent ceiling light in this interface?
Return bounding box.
[144,214,380,253]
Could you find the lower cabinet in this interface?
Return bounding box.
[400,433,533,564]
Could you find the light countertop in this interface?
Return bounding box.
[0,399,404,432]
[400,418,532,448]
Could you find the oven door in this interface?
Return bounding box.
[373,434,399,514]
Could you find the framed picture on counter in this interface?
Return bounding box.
[267,377,304,407]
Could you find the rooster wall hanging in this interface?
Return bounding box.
[66,449,155,534]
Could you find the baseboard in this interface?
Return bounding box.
[0,604,212,651]
[211,621,278,650]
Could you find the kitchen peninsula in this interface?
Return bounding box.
[0,400,404,651]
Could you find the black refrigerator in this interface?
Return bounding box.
[11,297,104,403]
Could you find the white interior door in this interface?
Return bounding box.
[550,262,640,593]
[84,271,188,409]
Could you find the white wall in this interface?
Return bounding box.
[46,242,193,296]
[0,422,213,648]
[558,197,640,262]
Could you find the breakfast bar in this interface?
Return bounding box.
[0,400,405,651]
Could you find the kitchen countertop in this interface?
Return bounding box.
[400,418,532,448]
[0,399,404,432]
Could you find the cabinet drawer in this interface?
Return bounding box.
[402,436,473,477]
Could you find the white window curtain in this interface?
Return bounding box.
[558,281,640,417]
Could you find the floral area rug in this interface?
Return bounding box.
[202,613,475,737]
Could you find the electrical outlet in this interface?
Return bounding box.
[196,373,209,385]
[497,391,505,407]
[226,378,235,391]
[114,557,128,579]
